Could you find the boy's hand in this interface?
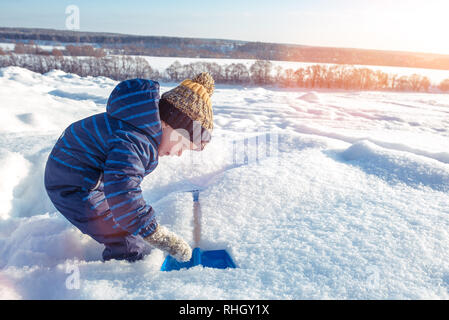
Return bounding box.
[144,225,192,262]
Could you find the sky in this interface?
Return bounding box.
[0,0,448,55]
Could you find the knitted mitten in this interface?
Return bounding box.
[144,225,192,262]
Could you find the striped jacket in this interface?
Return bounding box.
[46,78,162,238]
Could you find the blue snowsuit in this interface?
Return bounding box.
[44,78,162,262]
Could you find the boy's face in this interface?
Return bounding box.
[158,121,204,157]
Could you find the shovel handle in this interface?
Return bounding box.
[192,190,201,247]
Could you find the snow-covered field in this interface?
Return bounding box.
[0,66,449,299]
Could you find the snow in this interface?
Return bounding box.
[0,149,31,219]
[1,66,449,299]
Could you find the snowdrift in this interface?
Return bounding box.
[1,66,449,299]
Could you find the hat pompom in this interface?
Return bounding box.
[192,72,215,97]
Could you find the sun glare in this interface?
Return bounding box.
[363,1,449,54]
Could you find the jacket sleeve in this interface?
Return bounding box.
[103,137,158,238]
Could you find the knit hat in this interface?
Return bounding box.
[159,72,214,149]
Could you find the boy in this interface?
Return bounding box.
[44,72,214,262]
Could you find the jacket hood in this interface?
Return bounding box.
[106,78,162,147]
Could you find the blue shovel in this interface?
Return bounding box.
[161,189,237,271]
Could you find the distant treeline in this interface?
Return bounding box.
[2,27,449,71]
[6,41,107,58]
[0,51,448,93]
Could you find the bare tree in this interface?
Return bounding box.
[14,43,26,54]
[305,65,327,88]
[439,79,449,92]
[375,70,389,90]
[294,68,306,87]
[224,63,250,84]
[249,60,273,85]
[397,75,412,91]
[166,61,183,82]
[52,48,64,58]
[274,65,283,83]
[281,68,296,87]
[409,74,430,92]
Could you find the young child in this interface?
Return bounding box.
[44,72,214,262]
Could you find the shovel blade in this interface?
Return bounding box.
[161,247,236,271]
